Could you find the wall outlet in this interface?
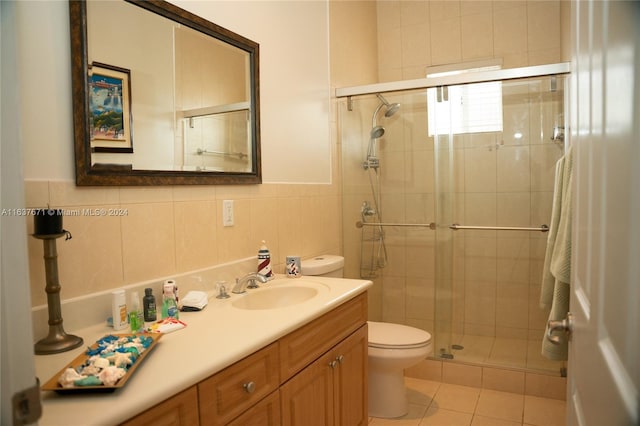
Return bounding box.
[222,200,234,227]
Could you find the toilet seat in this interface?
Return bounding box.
[368,321,431,350]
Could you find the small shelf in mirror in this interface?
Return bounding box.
[178,102,250,120]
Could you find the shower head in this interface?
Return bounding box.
[384,102,401,117]
[370,125,385,139]
[376,93,401,117]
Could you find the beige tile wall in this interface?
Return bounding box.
[25,181,342,307]
[337,0,569,371]
[377,0,568,82]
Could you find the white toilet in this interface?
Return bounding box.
[300,255,345,277]
[367,321,432,418]
[300,255,433,419]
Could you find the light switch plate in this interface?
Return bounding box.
[222,200,234,227]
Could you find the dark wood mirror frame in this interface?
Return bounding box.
[69,0,261,185]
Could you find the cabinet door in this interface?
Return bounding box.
[280,350,335,426]
[332,324,368,426]
[121,385,199,426]
[281,324,368,426]
[227,390,281,426]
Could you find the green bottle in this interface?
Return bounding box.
[129,291,143,333]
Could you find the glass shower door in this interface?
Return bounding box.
[433,128,455,358]
[430,80,505,359]
[432,85,456,359]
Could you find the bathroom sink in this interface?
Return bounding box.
[231,285,319,310]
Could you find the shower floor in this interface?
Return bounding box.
[445,334,564,374]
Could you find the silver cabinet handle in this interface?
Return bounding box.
[243,381,256,393]
[336,355,344,364]
[546,312,574,344]
[328,360,338,369]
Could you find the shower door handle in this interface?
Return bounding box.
[546,312,574,344]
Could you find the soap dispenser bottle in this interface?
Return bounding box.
[257,240,274,279]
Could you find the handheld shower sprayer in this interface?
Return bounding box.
[370,126,385,139]
[364,94,401,170]
[359,94,401,278]
[364,126,385,170]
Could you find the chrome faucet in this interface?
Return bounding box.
[232,273,268,294]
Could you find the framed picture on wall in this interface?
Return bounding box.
[88,62,134,153]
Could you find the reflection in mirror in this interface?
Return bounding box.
[182,107,250,172]
[70,0,261,185]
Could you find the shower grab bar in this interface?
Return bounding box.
[356,221,436,229]
[449,224,549,232]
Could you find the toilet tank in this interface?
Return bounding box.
[301,255,344,278]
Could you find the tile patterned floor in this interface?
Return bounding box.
[368,377,566,426]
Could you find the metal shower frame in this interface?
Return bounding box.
[336,62,570,100]
[337,62,572,357]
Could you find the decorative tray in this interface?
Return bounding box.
[41,333,161,393]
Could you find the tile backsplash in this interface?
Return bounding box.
[25,180,342,309]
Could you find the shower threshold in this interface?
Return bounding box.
[439,344,464,360]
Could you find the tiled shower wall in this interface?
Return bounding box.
[340,0,569,372]
[375,0,570,82]
[342,77,564,341]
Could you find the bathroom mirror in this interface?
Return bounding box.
[69,0,261,185]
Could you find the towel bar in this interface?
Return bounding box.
[356,221,436,229]
[449,224,549,232]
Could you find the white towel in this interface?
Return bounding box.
[550,146,573,284]
[540,155,565,310]
[541,146,573,361]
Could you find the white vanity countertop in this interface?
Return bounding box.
[35,276,371,425]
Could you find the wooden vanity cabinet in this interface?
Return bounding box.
[124,292,368,426]
[280,324,367,426]
[198,343,280,425]
[227,390,281,426]
[279,293,368,426]
[331,325,368,426]
[120,385,199,426]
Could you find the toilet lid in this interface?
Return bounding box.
[368,321,431,349]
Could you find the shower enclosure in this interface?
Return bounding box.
[339,64,568,375]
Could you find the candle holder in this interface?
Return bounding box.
[32,231,83,354]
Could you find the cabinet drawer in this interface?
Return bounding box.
[279,292,367,383]
[121,385,199,426]
[198,343,279,425]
